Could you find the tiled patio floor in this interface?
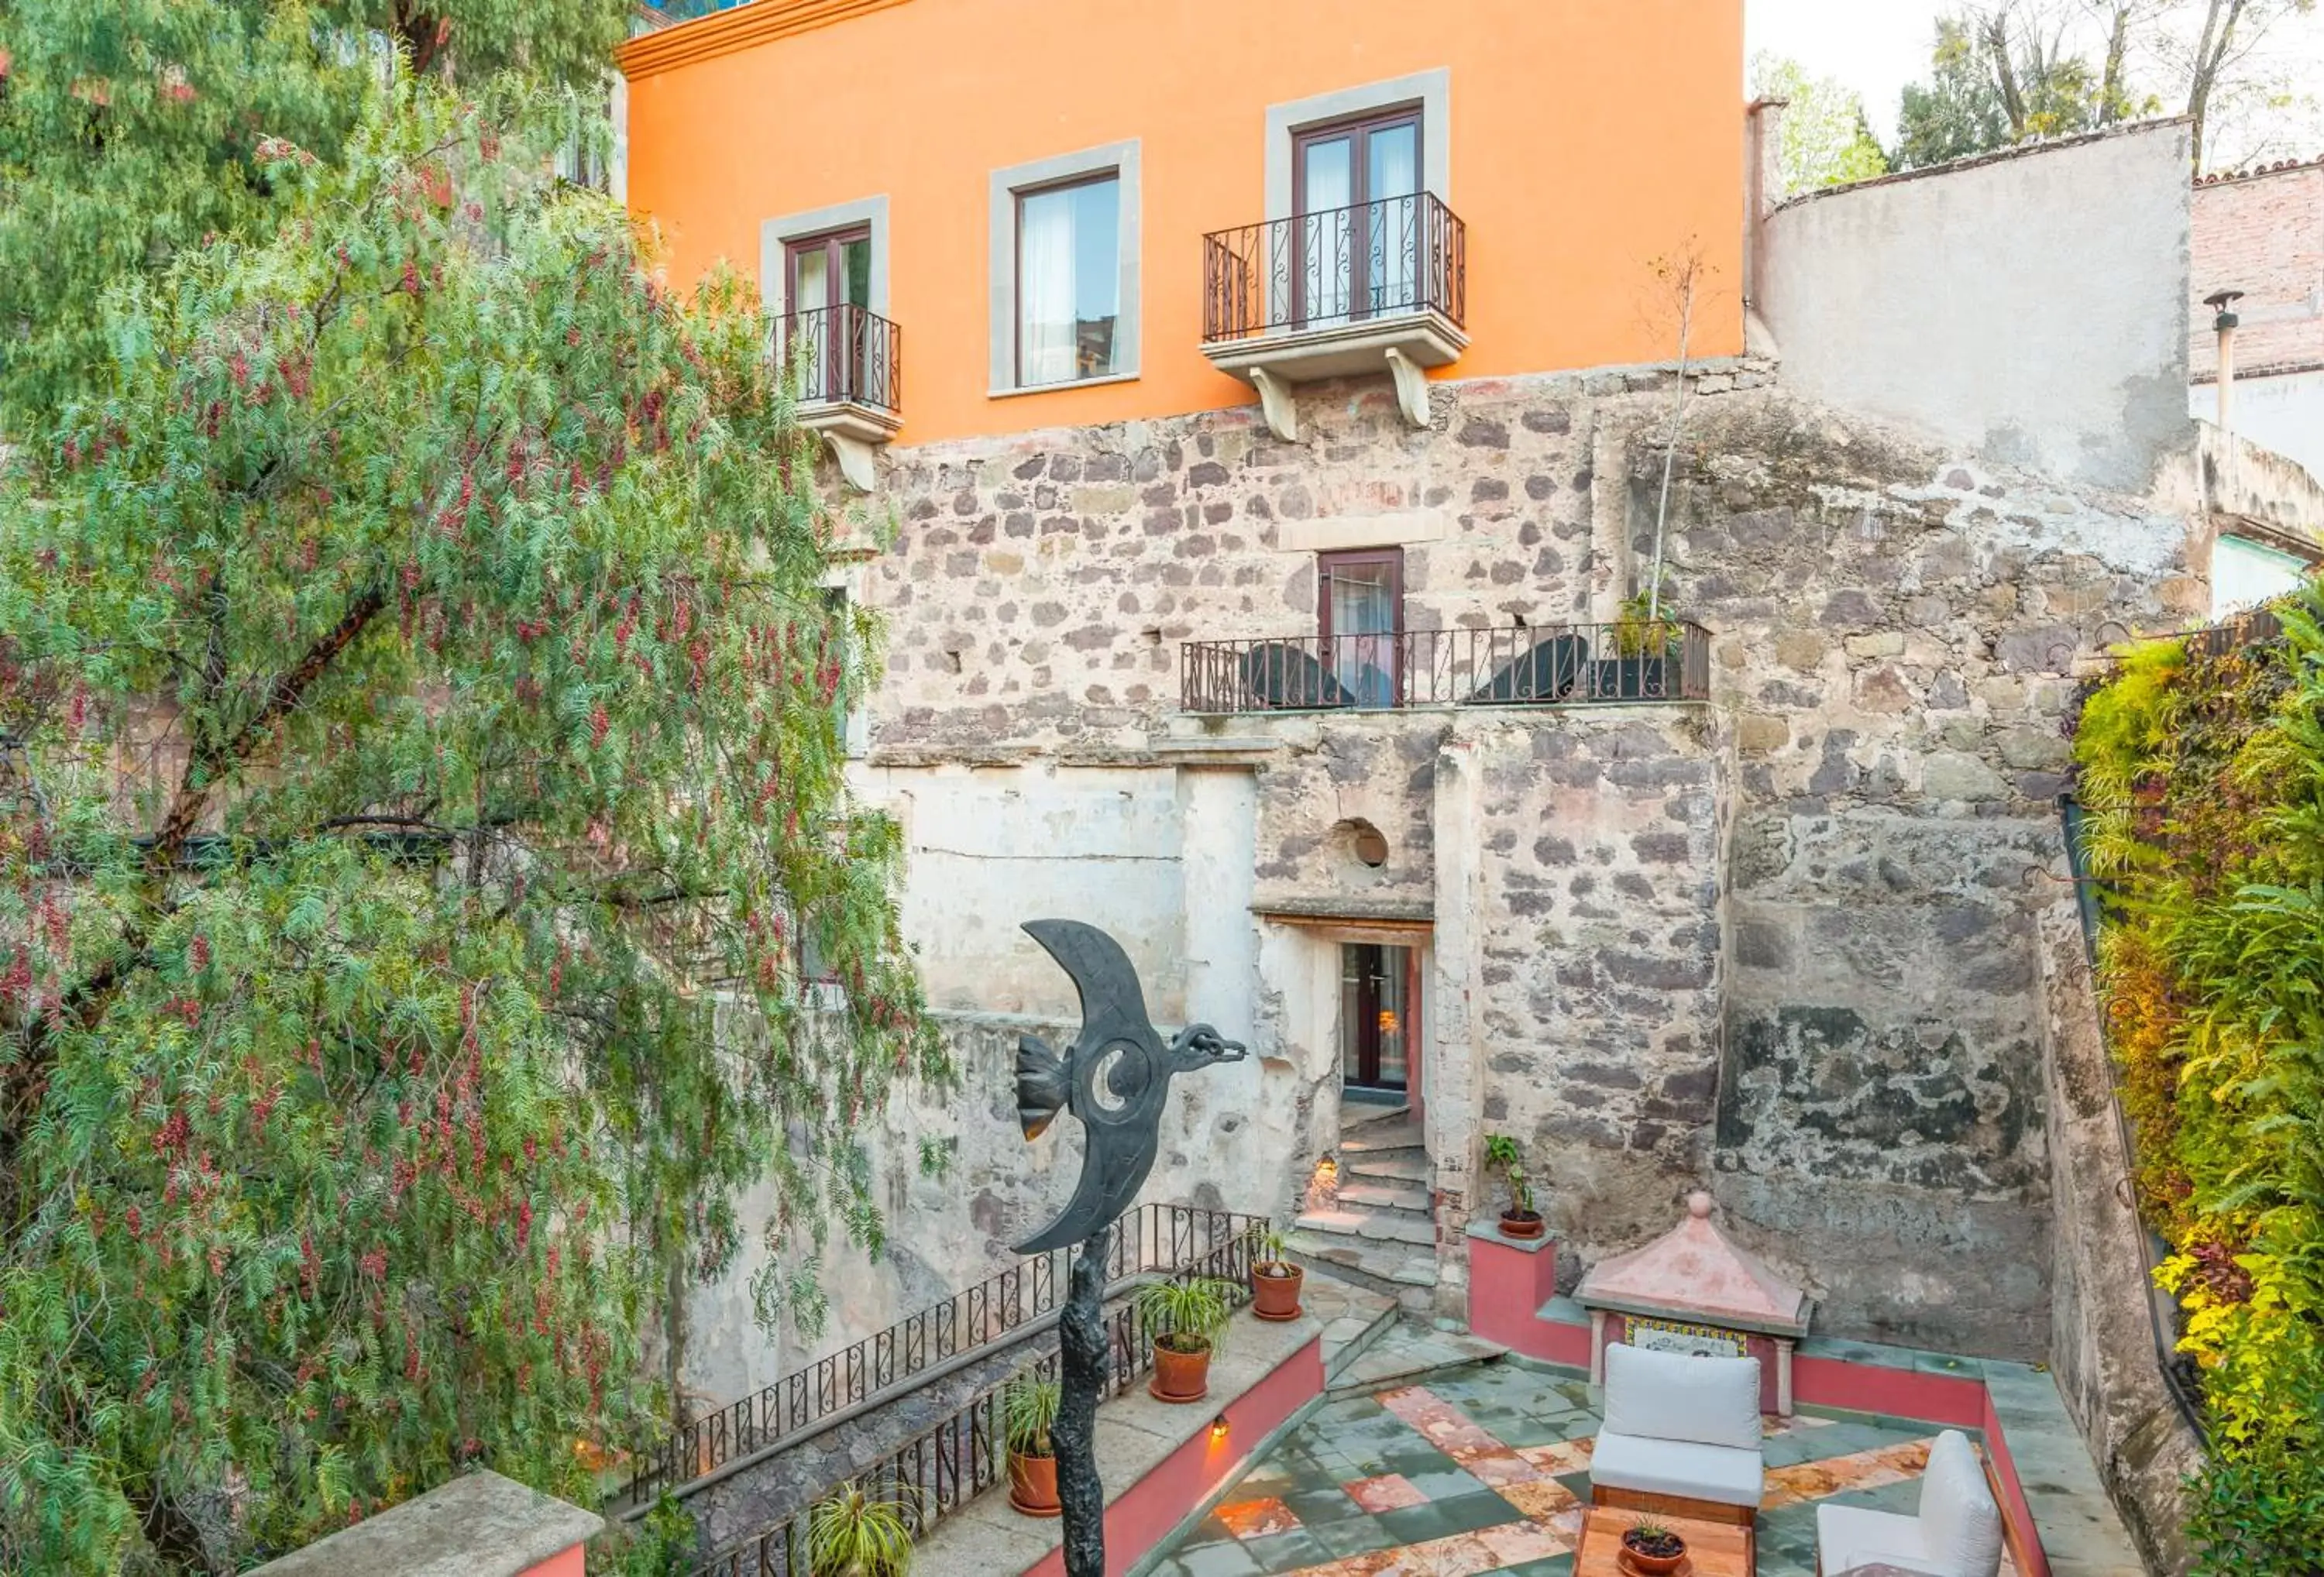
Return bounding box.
[1150,1359,2016,1577]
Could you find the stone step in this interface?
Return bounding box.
[1342,1151,1429,1187]
[1295,1208,1436,1248]
[1340,1103,1413,1129]
[1294,1232,1438,1292]
[1335,1180,1432,1215]
[1340,1121,1424,1157]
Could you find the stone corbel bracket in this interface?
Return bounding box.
[1384,346,1432,431]
[1250,367,1298,444]
[799,402,902,493]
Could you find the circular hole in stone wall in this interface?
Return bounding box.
[1342,819,1391,870]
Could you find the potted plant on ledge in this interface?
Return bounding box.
[1484,1133,1544,1239]
[1621,1517,1687,1575]
[1250,1228,1304,1321]
[1003,1373,1062,1518]
[1136,1276,1236,1403]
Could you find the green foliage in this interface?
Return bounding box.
[1254,1225,1296,1272]
[1613,588,1683,660]
[0,79,947,1572]
[1483,1134,1534,1215]
[806,1477,917,1577]
[1750,53,1890,195]
[1002,1374,1060,1458]
[592,1496,697,1577]
[0,0,632,429]
[1135,1276,1237,1357]
[2074,593,2324,1568]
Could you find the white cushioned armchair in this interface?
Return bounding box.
[1589,1342,1765,1524]
[1817,1430,2004,1577]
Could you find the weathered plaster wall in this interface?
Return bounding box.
[1759,122,2195,493]
[1629,393,2192,1357]
[2033,875,2203,1575]
[2190,367,2324,482]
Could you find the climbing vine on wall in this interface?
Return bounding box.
[2075,600,2324,1566]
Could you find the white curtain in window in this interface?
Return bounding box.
[1019,191,1078,387]
[1369,125,1419,313]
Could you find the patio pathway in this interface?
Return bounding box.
[1147,1357,2020,1577]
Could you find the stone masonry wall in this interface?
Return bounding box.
[676,365,2202,1408]
[1462,709,1728,1272]
[1634,393,2192,1356]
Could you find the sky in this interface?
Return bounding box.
[1746,0,2324,166]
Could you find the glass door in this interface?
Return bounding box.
[1319,548,1401,708]
[1293,108,1421,329]
[1340,943,1413,1094]
[786,228,872,401]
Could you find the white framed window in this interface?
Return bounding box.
[988,140,1141,394]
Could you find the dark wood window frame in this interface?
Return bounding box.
[1291,102,1424,325]
[1318,548,1404,707]
[1012,167,1122,390]
[783,225,873,404]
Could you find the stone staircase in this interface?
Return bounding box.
[1291,1108,1439,1312]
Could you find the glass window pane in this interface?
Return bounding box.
[1018,176,1118,387]
[792,246,829,312]
[1328,562,1397,637]
[1375,945,1410,1089]
[1301,136,1355,327]
[841,235,873,307]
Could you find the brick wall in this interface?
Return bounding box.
[2192,160,2324,380]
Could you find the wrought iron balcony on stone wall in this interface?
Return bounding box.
[779,303,901,493]
[1180,621,1712,715]
[1200,191,1466,441]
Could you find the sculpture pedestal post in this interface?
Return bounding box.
[1054,1220,1112,1577]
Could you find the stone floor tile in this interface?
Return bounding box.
[1216,1496,1303,1539]
[1244,1527,1336,1573]
[1376,1490,1527,1544]
[1344,1473,1432,1513]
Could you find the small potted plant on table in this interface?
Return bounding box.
[1002,1373,1062,1518]
[1483,1134,1544,1239]
[1250,1228,1304,1321]
[1621,1517,1687,1575]
[1136,1276,1236,1403]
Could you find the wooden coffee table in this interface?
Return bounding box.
[1573,1507,1755,1577]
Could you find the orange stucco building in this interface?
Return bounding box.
[620,0,1745,452]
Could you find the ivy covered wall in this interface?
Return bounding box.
[2074,601,2324,1568]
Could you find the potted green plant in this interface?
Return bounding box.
[806,1476,917,1577]
[1606,586,1685,699]
[1483,1134,1543,1239]
[1250,1227,1304,1321]
[1621,1516,1687,1575]
[1136,1276,1236,1403]
[1002,1373,1062,1518]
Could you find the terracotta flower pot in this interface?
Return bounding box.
[1621,1531,1687,1575]
[1500,1209,1545,1240]
[1251,1263,1304,1321]
[1007,1448,1061,1517]
[1150,1338,1212,1403]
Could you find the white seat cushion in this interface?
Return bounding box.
[1917,1431,2004,1577]
[1817,1503,1948,1576]
[1601,1341,1764,1452]
[1588,1429,1764,1508]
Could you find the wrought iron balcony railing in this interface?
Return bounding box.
[778,303,901,414]
[1180,621,1713,714]
[617,1202,1263,1510]
[686,1208,1265,1577]
[1202,191,1466,345]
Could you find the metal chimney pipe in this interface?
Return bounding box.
[2205,290,2245,436]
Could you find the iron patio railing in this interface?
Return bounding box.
[1179,621,1713,714]
[687,1208,1265,1576]
[1202,191,1466,345]
[778,303,901,414]
[619,1203,1263,1510]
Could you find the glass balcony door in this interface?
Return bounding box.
[1319,548,1401,708]
[1293,108,1421,330]
[1341,943,1414,1094]
[786,227,872,402]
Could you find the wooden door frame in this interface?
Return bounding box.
[1291,104,1423,325]
[1318,548,1404,705]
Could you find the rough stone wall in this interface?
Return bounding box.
[2033,878,2203,1574]
[676,363,2203,1410]
[1461,709,1728,1269]
[1633,393,2193,1357]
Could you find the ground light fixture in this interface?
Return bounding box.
[1211,1415,1229,1442]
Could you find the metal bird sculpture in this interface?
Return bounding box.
[1012,919,1246,1255]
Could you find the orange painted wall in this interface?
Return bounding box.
[621,0,1745,447]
